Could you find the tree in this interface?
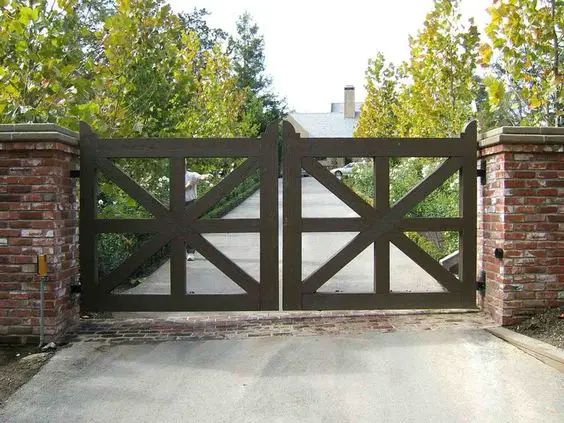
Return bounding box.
[87,0,249,138]
[475,76,516,131]
[397,0,479,137]
[179,7,227,52]
[0,1,273,274]
[228,12,286,134]
[354,53,403,137]
[352,0,477,258]
[88,0,252,202]
[480,0,563,126]
[0,0,90,126]
[356,0,479,138]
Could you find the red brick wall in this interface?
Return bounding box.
[478,140,563,325]
[0,130,79,344]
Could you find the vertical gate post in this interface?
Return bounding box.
[169,157,187,297]
[260,122,280,309]
[0,124,80,344]
[373,157,390,293]
[78,123,99,310]
[282,122,302,309]
[459,121,478,307]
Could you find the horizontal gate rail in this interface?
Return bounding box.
[79,122,279,312]
[283,120,478,310]
[92,217,264,235]
[95,138,262,158]
[299,138,466,157]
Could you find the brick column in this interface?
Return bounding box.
[0,124,80,344]
[478,127,563,325]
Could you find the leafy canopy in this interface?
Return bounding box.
[355,0,479,138]
[480,0,563,126]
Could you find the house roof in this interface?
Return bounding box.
[288,112,359,137]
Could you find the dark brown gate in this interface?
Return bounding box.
[79,122,279,311]
[282,121,477,310]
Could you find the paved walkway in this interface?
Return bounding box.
[2,328,563,422]
[125,178,448,296]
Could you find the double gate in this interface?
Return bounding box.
[79,120,477,311]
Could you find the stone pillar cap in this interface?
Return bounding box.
[479,126,564,148]
[0,123,78,145]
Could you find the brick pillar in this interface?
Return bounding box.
[0,124,80,344]
[478,127,563,325]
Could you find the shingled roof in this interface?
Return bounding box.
[286,86,362,138]
[287,112,359,137]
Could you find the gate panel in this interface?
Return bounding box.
[282,121,477,310]
[79,122,279,311]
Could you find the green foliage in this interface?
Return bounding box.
[355,0,479,138]
[398,0,479,137]
[97,233,135,275]
[343,166,373,204]
[346,159,459,219]
[480,0,563,126]
[475,76,517,131]
[405,231,458,261]
[229,12,286,133]
[353,0,476,260]
[0,0,92,125]
[97,233,170,280]
[0,1,277,280]
[179,7,227,52]
[345,160,459,259]
[354,53,402,138]
[0,1,262,137]
[83,0,250,139]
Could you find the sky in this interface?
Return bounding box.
[169,0,493,113]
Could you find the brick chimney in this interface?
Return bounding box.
[344,85,355,118]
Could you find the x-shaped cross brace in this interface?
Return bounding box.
[96,157,261,296]
[299,156,463,293]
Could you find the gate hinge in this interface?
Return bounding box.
[477,160,486,185]
[476,270,486,291]
[70,169,80,178]
[70,284,82,294]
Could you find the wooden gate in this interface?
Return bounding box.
[79,122,279,311]
[282,121,477,310]
[79,120,478,312]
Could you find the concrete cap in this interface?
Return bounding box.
[479,126,564,148]
[0,123,78,146]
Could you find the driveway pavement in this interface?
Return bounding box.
[126,177,446,297]
[2,329,563,422]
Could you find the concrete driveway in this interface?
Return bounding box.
[126,177,446,296]
[2,329,563,422]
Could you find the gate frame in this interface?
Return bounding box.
[282,121,477,310]
[79,122,279,312]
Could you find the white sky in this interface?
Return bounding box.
[169,0,492,112]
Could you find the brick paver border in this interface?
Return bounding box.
[63,310,496,345]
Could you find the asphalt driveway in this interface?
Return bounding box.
[2,329,563,422]
[126,177,447,297]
